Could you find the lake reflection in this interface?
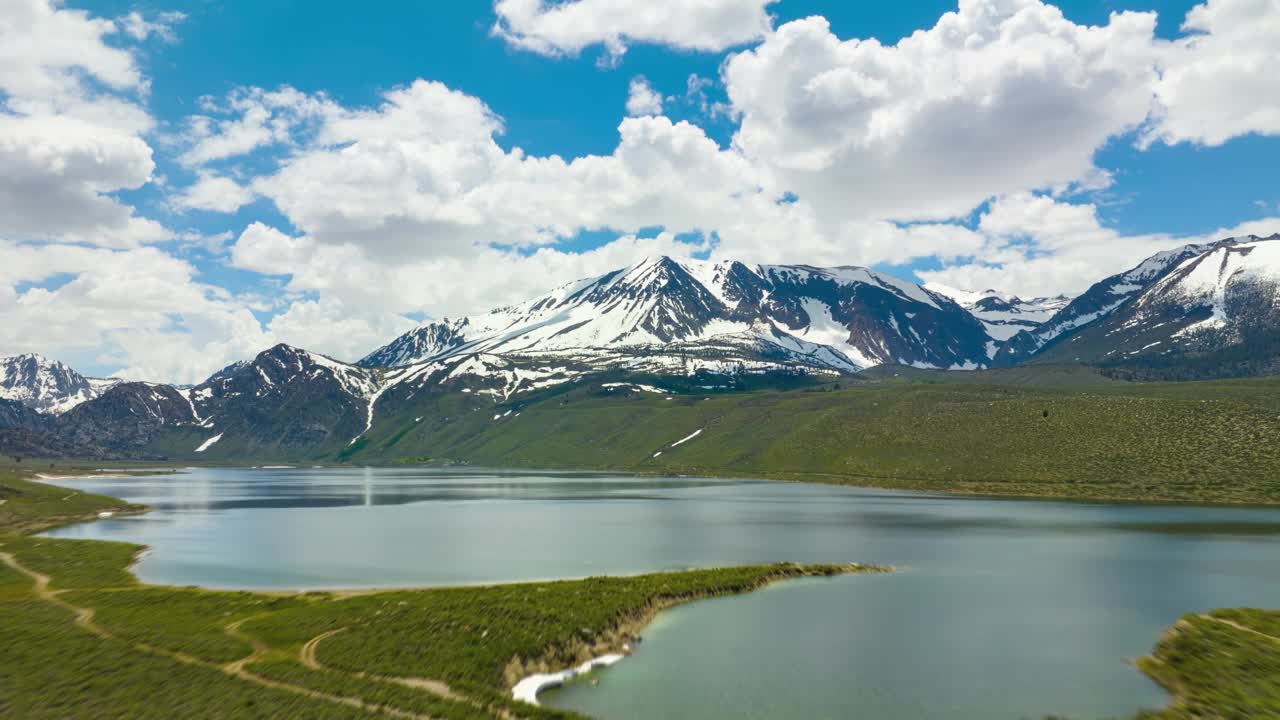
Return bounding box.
[42,467,1280,720]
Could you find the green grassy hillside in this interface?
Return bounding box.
[334,374,1280,505]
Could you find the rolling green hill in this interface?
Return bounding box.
[240,371,1280,505]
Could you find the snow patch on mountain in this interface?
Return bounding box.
[0,354,120,414]
[1155,239,1280,335]
[792,298,877,368]
[381,353,586,402]
[671,428,703,447]
[195,433,223,452]
[361,256,993,375]
[767,265,941,310]
[926,285,1071,342]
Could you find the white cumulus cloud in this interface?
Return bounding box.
[492,0,776,61]
[723,3,1162,223]
[625,76,663,116]
[0,0,169,247]
[919,192,1280,297]
[11,0,1277,382]
[1144,0,1280,147]
[173,172,256,213]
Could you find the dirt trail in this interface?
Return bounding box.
[300,626,347,669]
[0,551,105,638]
[223,616,271,675]
[1,551,441,720]
[300,626,463,701]
[1201,614,1280,644]
[384,675,462,701]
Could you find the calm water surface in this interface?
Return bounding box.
[43,467,1280,720]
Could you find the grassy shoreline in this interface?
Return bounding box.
[1135,609,1280,719]
[0,466,150,535]
[117,374,1280,507]
[0,467,885,719]
[5,467,1279,719]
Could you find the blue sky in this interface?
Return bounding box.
[3,0,1278,380]
[113,0,1269,237]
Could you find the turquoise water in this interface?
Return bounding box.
[43,467,1280,719]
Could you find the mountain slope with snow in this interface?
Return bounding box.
[992,240,1245,366]
[10,238,1280,462]
[925,285,1071,343]
[361,257,993,375]
[33,345,383,457]
[1030,235,1280,376]
[57,382,200,450]
[0,354,119,414]
[0,398,53,432]
[178,344,383,456]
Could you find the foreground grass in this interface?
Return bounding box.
[0,559,374,720]
[1137,609,1280,719]
[0,473,882,719]
[342,374,1280,506]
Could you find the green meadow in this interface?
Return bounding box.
[338,370,1280,506]
[0,468,879,719]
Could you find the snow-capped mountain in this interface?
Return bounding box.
[58,382,201,450]
[0,398,52,432]
[0,354,119,415]
[992,240,1240,365]
[181,344,383,454]
[925,285,1071,342]
[361,256,993,375]
[11,237,1280,461]
[1146,236,1280,338]
[1032,235,1280,375]
[43,345,384,456]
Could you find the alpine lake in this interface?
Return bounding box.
[42,467,1280,720]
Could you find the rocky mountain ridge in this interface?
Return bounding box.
[4,235,1279,460]
[360,257,994,375]
[0,354,119,415]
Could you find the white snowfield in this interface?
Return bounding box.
[194,433,223,453]
[361,255,992,376]
[602,382,665,394]
[1150,238,1280,337]
[925,284,1070,342]
[0,354,119,414]
[1003,237,1270,353]
[511,653,627,706]
[671,428,703,447]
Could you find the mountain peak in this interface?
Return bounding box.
[256,343,352,368]
[261,342,308,357]
[0,353,116,415]
[361,255,993,373]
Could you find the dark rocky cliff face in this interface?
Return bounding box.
[55,383,197,449]
[191,344,379,453]
[0,398,52,432]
